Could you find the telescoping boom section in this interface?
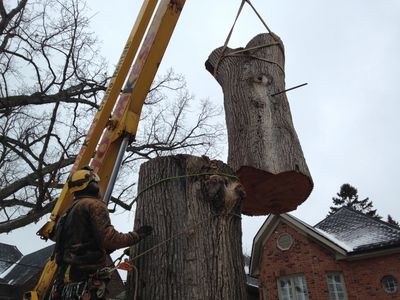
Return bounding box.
[24,1,186,299]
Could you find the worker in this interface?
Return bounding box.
[50,166,152,300]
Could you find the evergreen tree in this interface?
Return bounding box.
[387,215,400,227]
[329,183,381,219]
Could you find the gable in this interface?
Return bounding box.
[250,214,348,276]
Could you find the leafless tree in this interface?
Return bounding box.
[0,0,225,233]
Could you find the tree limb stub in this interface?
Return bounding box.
[206,33,313,215]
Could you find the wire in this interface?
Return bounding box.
[245,0,274,34]
[133,265,139,300]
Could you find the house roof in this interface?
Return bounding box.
[315,207,400,252]
[0,243,23,276]
[250,208,400,277]
[1,243,125,297]
[3,244,54,285]
[246,274,259,288]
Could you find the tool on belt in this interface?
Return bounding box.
[49,267,113,300]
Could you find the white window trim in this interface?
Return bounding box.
[277,273,309,300]
[381,275,398,294]
[276,233,294,251]
[326,272,348,300]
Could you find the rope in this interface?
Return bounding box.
[213,0,280,78]
[133,265,139,300]
[128,211,241,263]
[227,42,281,56]
[110,212,241,298]
[246,0,275,35]
[108,213,232,272]
[224,54,285,74]
[127,172,239,209]
[213,0,247,78]
[129,213,220,262]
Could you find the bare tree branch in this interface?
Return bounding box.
[0,201,54,234]
[0,0,224,232]
[0,85,105,111]
[0,157,75,201]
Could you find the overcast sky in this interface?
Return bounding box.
[2,0,400,257]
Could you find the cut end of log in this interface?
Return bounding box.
[237,166,313,215]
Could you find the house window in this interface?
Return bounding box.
[327,272,347,300]
[381,275,398,294]
[278,274,309,300]
[277,233,293,251]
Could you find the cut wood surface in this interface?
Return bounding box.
[129,154,247,300]
[206,32,313,215]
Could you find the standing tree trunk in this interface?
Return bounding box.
[205,32,313,215]
[129,154,247,300]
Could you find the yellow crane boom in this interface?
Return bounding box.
[25,1,186,299]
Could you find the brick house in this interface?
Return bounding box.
[249,207,400,300]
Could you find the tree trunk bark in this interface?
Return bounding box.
[205,32,313,215]
[128,154,247,300]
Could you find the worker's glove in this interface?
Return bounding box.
[136,225,153,239]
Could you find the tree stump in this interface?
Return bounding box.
[129,154,247,300]
[205,33,313,215]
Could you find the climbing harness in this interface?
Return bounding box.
[50,267,112,300]
[60,281,88,299]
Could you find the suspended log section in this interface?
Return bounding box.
[206,33,313,215]
[129,155,247,299]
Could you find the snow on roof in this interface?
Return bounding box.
[0,257,23,280]
[246,274,259,288]
[0,242,23,277]
[314,228,355,252]
[4,244,54,285]
[315,207,400,253]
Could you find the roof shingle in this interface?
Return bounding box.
[315,207,400,252]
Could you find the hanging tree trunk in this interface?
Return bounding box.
[205,32,313,215]
[129,154,247,300]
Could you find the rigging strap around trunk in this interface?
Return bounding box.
[213,0,278,78]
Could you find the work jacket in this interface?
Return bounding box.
[56,196,140,280]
